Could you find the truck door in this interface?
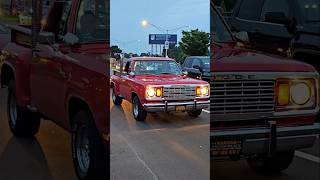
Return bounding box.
[30,1,72,124]
[119,61,132,99]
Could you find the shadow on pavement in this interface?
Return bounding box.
[0,137,53,180]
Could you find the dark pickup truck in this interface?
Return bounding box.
[228,0,320,66]
[211,2,320,173]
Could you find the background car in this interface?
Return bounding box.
[182,56,211,82]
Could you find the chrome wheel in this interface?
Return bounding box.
[133,99,139,118]
[76,125,90,174]
[112,89,116,102]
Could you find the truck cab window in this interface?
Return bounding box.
[43,1,71,42]
[58,1,72,42]
[261,0,289,22]
[75,0,109,42]
[237,0,264,21]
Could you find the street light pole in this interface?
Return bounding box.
[141,20,189,58]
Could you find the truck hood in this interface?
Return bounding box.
[132,74,208,85]
[212,44,316,72]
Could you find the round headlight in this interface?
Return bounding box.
[201,86,209,96]
[291,82,311,105]
[146,87,155,97]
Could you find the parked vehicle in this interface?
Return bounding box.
[182,56,211,82]
[228,0,320,67]
[0,23,10,50]
[211,3,320,173]
[0,0,109,179]
[111,57,210,121]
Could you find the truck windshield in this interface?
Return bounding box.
[201,57,210,69]
[133,60,182,75]
[211,6,233,43]
[297,0,320,22]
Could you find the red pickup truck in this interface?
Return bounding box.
[211,3,320,173]
[111,57,210,121]
[0,0,109,179]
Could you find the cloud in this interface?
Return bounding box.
[110,0,209,54]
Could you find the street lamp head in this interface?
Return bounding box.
[141,20,149,27]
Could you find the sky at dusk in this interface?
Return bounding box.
[111,0,210,55]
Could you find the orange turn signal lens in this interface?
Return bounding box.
[277,83,290,106]
[196,87,202,96]
[156,88,162,97]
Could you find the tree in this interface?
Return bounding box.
[179,29,210,57]
[168,46,187,64]
[110,45,122,59]
[140,53,150,57]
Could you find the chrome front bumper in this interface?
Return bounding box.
[143,100,210,112]
[211,123,320,157]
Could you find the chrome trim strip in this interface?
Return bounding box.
[211,123,320,137]
[144,100,210,107]
[246,134,319,142]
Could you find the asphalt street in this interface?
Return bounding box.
[110,96,210,180]
[0,88,77,180]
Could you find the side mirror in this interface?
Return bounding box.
[234,31,249,44]
[189,68,202,77]
[63,33,79,45]
[265,12,291,25]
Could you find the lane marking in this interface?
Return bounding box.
[295,151,320,164]
[120,135,159,180]
[203,109,210,114]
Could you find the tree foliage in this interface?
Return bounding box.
[179,29,210,57]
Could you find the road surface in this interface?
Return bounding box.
[0,87,318,180]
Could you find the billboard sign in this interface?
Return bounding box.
[149,34,177,45]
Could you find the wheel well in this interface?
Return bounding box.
[1,64,14,87]
[131,92,137,102]
[68,97,90,128]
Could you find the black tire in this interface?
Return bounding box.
[188,109,202,117]
[132,96,147,121]
[111,88,122,105]
[7,80,40,137]
[72,110,109,180]
[247,151,294,173]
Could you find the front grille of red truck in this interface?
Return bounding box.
[211,80,275,114]
[163,86,196,100]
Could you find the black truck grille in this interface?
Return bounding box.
[211,80,275,114]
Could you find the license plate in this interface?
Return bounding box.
[175,106,186,111]
[211,138,242,156]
